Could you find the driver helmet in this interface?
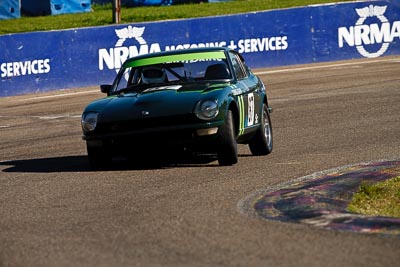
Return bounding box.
[141,67,166,84]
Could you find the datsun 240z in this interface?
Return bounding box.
[81,47,273,167]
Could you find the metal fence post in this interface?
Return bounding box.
[112,0,121,24]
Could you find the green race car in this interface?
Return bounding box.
[81,47,273,167]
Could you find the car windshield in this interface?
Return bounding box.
[112,51,232,94]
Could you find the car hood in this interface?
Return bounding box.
[84,82,230,123]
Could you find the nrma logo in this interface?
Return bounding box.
[98,26,161,71]
[115,25,146,47]
[338,5,400,58]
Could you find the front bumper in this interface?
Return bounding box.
[83,120,224,154]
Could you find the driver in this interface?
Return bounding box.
[141,67,166,84]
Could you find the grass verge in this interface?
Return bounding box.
[348,177,400,218]
[0,0,351,35]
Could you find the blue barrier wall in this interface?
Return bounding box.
[1,0,399,96]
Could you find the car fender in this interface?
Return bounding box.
[219,93,240,137]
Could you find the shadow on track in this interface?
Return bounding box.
[0,154,225,173]
[0,156,92,173]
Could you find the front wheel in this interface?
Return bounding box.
[249,104,273,156]
[217,110,238,166]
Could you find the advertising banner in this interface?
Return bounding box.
[0,0,20,20]
[1,0,399,96]
[21,0,91,16]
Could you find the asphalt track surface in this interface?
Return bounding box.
[1,56,400,266]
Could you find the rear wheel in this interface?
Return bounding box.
[217,110,238,166]
[249,104,273,155]
[87,143,112,169]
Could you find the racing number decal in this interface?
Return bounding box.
[247,93,254,127]
[238,96,245,135]
[238,93,255,135]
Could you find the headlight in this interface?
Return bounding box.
[195,99,219,120]
[81,112,99,132]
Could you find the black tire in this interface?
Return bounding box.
[217,110,238,166]
[249,104,273,156]
[87,143,112,169]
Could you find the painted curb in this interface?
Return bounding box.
[239,159,400,236]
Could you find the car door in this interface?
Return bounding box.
[228,51,262,137]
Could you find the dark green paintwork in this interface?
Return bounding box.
[85,82,230,125]
[82,47,270,150]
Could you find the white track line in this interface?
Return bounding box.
[15,89,99,102]
[0,115,81,120]
[254,57,398,75]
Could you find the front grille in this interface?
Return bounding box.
[97,114,197,134]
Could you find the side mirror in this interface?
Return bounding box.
[100,84,112,95]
